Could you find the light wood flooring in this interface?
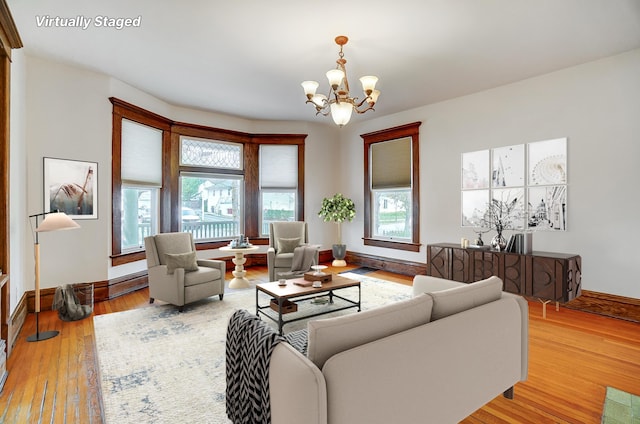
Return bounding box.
[1,265,639,423]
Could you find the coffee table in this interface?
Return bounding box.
[256,275,361,335]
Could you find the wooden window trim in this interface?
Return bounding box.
[110,98,306,265]
[362,122,422,252]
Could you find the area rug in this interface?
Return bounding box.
[94,274,411,424]
[601,386,640,423]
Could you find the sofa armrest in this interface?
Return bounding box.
[322,297,527,424]
[270,343,327,424]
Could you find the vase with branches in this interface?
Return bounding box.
[479,197,523,250]
[318,193,355,266]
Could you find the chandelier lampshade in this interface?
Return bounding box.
[330,102,354,126]
[301,36,379,127]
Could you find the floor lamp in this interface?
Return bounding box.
[27,211,80,342]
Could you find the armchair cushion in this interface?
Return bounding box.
[165,251,199,275]
[277,237,301,254]
[184,266,222,287]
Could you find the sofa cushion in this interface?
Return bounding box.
[165,251,199,275]
[427,276,503,320]
[307,293,433,369]
[277,237,301,254]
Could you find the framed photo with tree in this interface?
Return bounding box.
[44,157,98,219]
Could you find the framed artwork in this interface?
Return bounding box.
[492,144,524,187]
[461,150,489,189]
[527,185,567,231]
[461,189,489,227]
[528,138,567,185]
[44,157,98,219]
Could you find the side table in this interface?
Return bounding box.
[219,245,259,288]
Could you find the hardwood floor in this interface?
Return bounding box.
[1,265,639,423]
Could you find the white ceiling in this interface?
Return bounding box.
[7,0,640,125]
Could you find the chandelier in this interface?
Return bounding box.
[301,36,380,127]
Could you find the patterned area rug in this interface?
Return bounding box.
[94,274,411,424]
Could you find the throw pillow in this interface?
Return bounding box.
[277,237,301,254]
[165,251,199,275]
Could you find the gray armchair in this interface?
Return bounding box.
[267,221,318,281]
[144,232,225,311]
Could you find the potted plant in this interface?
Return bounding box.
[318,193,356,266]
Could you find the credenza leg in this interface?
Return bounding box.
[539,299,552,319]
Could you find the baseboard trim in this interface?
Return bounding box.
[565,290,640,323]
[345,251,427,276]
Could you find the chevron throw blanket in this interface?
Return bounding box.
[226,309,285,424]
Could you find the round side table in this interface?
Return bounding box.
[219,245,259,288]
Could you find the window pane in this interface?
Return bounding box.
[121,187,159,251]
[261,191,296,235]
[181,174,243,240]
[372,189,412,240]
[181,137,242,169]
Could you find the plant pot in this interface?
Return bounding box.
[332,244,347,267]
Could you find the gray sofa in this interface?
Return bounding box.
[267,275,529,424]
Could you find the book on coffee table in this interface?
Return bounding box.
[292,278,313,287]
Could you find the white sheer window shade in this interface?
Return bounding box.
[121,119,163,187]
[260,145,298,188]
[371,137,412,189]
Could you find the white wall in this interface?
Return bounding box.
[16,55,340,296]
[337,48,640,298]
[11,48,640,311]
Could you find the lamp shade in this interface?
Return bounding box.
[35,212,80,232]
[301,80,319,97]
[330,102,353,127]
[359,75,378,93]
[326,69,345,88]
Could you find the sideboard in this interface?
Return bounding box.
[426,243,582,305]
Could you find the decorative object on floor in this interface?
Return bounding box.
[94,275,410,424]
[601,386,640,423]
[43,157,97,219]
[301,35,379,127]
[318,193,355,267]
[27,211,80,342]
[52,284,93,321]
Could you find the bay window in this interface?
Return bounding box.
[111,97,306,264]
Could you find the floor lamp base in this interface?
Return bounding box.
[26,330,59,342]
